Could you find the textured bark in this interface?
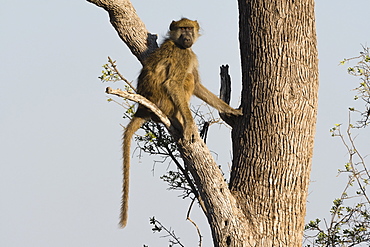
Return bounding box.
[89,0,319,246]
[178,137,253,247]
[229,0,319,245]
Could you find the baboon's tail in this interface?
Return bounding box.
[120,116,146,228]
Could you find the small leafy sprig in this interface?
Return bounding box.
[340,47,370,127]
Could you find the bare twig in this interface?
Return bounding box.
[150,217,185,247]
[107,56,137,91]
[337,113,370,203]
[186,198,203,247]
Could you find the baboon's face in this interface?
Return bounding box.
[169,19,200,49]
[175,26,196,49]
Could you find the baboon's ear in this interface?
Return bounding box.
[169,20,176,31]
[194,21,200,31]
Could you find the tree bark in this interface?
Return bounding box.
[88,0,319,246]
[229,0,319,245]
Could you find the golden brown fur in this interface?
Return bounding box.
[120,18,242,227]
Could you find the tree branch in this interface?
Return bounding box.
[105,87,171,128]
[219,65,240,127]
[219,65,232,105]
[86,0,158,63]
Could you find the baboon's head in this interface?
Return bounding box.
[169,18,200,49]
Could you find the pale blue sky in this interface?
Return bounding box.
[1,0,370,246]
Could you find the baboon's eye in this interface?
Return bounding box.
[179,27,193,31]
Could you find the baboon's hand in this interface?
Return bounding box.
[234,108,243,116]
[227,108,243,116]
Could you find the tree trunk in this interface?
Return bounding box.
[229,0,319,245]
[87,0,319,246]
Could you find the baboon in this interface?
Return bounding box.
[120,18,242,227]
